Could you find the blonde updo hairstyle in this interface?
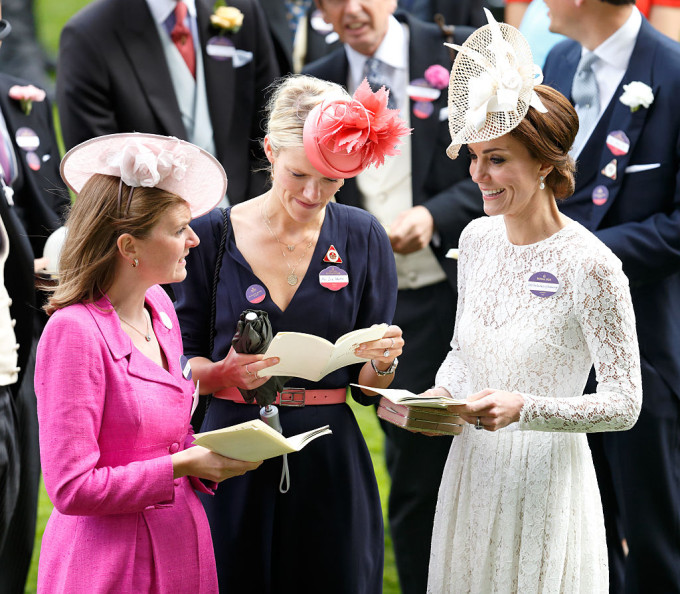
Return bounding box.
[264,74,350,162]
[45,173,187,315]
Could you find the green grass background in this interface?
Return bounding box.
[25,2,401,591]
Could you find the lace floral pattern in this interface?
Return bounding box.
[428,216,641,593]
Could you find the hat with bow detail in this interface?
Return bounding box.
[444,8,547,159]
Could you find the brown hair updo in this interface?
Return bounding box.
[509,84,579,200]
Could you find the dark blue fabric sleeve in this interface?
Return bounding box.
[348,215,398,406]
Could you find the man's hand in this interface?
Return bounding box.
[389,206,435,254]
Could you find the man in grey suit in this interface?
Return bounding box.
[304,1,483,592]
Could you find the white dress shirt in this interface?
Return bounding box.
[572,7,641,157]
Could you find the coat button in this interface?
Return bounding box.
[169,442,180,454]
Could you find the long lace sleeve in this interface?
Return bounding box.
[520,253,642,432]
[434,229,471,398]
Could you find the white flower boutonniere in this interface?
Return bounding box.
[619,81,654,113]
[8,84,46,116]
[210,1,244,34]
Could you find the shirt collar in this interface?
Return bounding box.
[589,6,641,71]
[146,0,197,27]
[345,15,407,90]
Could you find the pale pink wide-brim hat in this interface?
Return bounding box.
[60,132,226,218]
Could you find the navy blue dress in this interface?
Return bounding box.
[174,201,397,594]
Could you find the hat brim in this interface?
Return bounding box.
[60,133,226,218]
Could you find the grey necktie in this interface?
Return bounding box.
[363,57,396,109]
[571,52,600,150]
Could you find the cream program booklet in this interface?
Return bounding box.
[259,324,388,381]
[193,419,332,462]
[351,384,467,408]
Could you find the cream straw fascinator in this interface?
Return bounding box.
[444,8,547,159]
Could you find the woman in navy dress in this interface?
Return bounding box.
[174,75,410,593]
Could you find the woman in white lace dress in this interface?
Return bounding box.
[424,11,642,593]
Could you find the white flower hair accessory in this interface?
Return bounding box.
[60,133,227,218]
[444,8,548,159]
[106,138,193,189]
[619,81,654,113]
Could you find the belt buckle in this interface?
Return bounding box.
[279,388,305,407]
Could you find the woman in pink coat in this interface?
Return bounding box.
[34,133,261,593]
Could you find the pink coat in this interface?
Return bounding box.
[35,286,217,593]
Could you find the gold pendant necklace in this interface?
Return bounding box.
[261,196,319,286]
[118,308,153,342]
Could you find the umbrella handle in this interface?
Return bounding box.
[259,405,290,493]
[260,405,282,433]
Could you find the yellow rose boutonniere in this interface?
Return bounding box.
[210,1,244,34]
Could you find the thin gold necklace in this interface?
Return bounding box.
[260,196,320,286]
[118,308,153,342]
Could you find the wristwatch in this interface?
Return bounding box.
[371,357,399,376]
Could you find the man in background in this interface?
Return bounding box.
[258,0,341,74]
[57,0,279,205]
[543,0,680,590]
[0,4,69,590]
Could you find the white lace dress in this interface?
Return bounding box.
[427,216,642,594]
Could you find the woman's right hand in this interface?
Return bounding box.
[172,445,262,483]
[215,346,280,390]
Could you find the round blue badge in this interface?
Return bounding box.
[527,271,560,298]
[245,284,266,304]
[206,36,235,61]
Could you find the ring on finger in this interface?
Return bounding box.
[245,364,254,377]
[389,338,395,349]
[475,417,483,431]
[383,349,390,357]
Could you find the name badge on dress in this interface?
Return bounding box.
[527,271,560,298]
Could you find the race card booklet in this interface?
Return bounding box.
[350,385,467,408]
[193,419,332,462]
[259,324,389,382]
[376,399,464,436]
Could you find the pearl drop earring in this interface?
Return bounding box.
[539,176,545,190]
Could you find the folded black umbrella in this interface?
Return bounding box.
[231,309,289,407]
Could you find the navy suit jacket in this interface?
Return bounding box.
[304,12,484,291]
[57,0,279,204]
[0,74,68,392]
[543,20,680,409]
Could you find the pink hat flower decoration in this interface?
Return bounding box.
[303,78,411,179]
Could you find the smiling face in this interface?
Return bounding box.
[134,202,199,285]
[317,0,397,56]
[468,134,548,220]
[265,142,344,224]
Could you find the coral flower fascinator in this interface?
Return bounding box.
[303,79,411,179]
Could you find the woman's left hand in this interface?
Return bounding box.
[354,325,403,366]
[455,388,525,432]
